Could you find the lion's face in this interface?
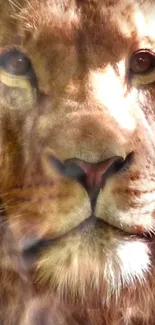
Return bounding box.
[1,0,155,309]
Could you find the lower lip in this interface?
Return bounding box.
[21,215,151,261]
[22,215,96,254]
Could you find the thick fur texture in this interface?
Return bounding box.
[1,0,155,324]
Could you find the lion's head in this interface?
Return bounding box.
[1,0,155,324]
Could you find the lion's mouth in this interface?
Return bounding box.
[19,151,151,266]
[22,213,151,268]
[21,216,112,262]
[21,151,148,264]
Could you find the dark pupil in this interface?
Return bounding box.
[3,51,31,75]
[131,52,152,73]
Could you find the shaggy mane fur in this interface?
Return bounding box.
[1,0,155,324]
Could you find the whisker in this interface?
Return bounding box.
[8,0,22,11]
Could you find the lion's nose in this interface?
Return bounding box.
[49,155,125,190]
[65,156,124,190]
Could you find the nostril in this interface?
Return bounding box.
[48,156,85,180]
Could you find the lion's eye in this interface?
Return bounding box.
[129,50,155,74]
[0,49,32,76]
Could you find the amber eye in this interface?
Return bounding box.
[0,49,32,76]
[129,50,155,74]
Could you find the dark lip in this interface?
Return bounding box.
[22,213,152,261]
[22,215,96,257]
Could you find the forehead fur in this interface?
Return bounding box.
[5,0,154,57]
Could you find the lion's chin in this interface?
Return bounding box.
[28,224,151,309]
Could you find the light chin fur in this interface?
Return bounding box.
[33,232,155,324]
[36,230,151,307]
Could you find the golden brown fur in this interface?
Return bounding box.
[1,0,155,324]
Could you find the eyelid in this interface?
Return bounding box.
[131,69,155,86]
[131,48,155,56]
[0,67,33,90]
[129,37,153,55]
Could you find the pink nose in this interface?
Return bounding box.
[66,156,124,190]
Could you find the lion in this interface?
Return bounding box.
[1,0,155,324]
